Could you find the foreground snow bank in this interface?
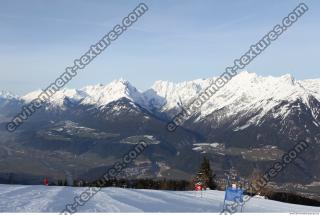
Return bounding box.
[0,184,318,212]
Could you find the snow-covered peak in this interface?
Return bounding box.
[150,78,212,110]
[234,70,257,79]
[81,79,147,107]
[223,72,304,102]
[0,91,18,100]
[148,71,319,125]
[279,73,295,84]
[195,72,310,120]
[21,90,43,102]
[21,89,87,106]
[19,79,147,108]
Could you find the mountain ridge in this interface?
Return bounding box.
[4,71,320,112]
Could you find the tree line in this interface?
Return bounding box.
[50,156,320,207]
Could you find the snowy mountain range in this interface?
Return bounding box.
[4,71,320,119]
[0,71,319,188]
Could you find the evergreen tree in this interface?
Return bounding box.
[8,173,13,184]
[193,156,217,189]
[57,180,63,186]
[63,179,68,186]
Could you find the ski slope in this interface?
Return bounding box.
[0,184,318,213]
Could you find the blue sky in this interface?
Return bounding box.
[0,0,319,95]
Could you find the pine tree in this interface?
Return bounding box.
[193,156,217,189]
[63,179,68,186]
[57,180,63,186]
[8,173,13,184]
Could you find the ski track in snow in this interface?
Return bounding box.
[0,184,319,212]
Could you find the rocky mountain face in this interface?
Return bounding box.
[0,72,319,188]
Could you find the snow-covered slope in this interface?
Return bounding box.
[0,185,318,213]
[299,79,320,100]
